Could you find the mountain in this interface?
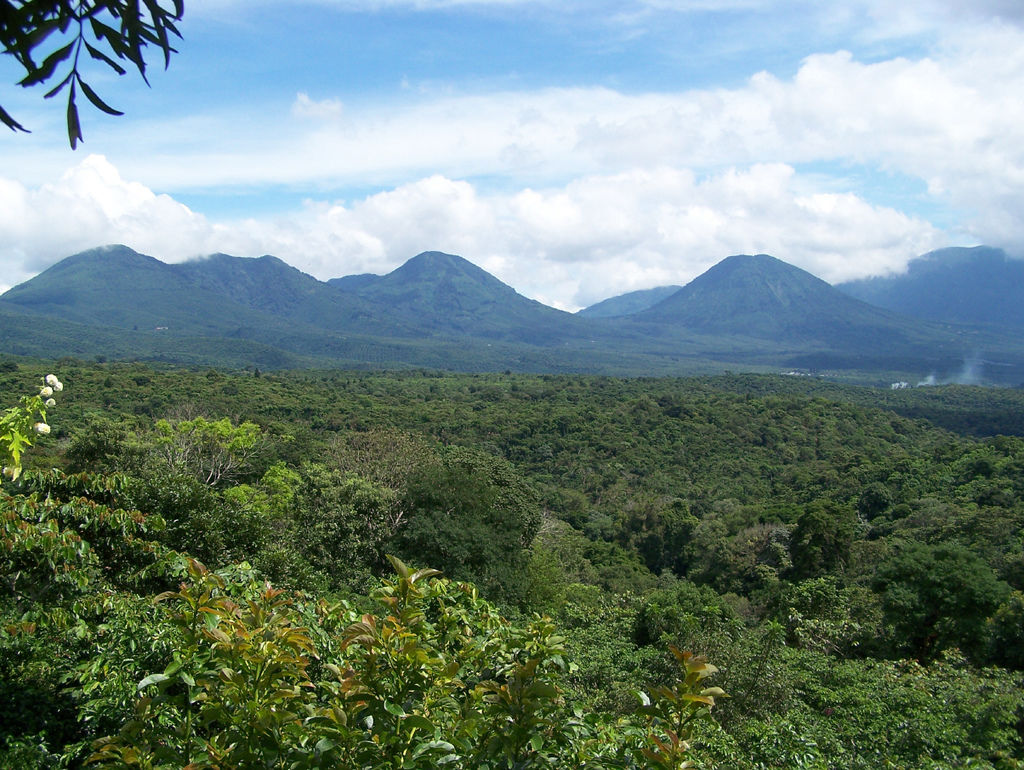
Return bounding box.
[0,245,415,339]
[636,254,903,343]
[0,301,311,369]
[331,251,589,344]
[836,246,1024,329]
[171,253,411,336]
[4,245,1024,383]
[630,253,1003,373]
[0,245,427,363]
[1,245,292,335]
[577,285,682,318]
[0,246,639,373]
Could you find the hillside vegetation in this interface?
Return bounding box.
[2,361,1023,768]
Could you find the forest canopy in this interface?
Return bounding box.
[1,360,1022,767]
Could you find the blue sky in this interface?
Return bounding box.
[2,0,1024,309]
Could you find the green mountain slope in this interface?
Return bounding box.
[0,301,309,368]
[172,252,416,336]
[1,245,332,340]
[637,253,942,346]
[343,251,591,344]
[627,253,1024,378]
[637,254,905,343]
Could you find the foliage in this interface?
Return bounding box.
[0,0,184,147]
[635,647,727,770]
[65,415,147,474]
[86,556,724,769]
[4,362,1024,767]
[873,542,1010,661]
[1,372,62,480]
[788,502,857,581]
[725,649,1024,770]
[287,464,396,592]
[768,576,882,656]
[392,445,541,604]
[153,416,265,488]
[988,591,1024,670]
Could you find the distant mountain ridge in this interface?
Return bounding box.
[836,246,1024,330]
[3,244,1024,383]
[577,285,682,318]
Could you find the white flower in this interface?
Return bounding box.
[34,422,50,435]
[40,386,53,397]
[45,398,56,407]
[45,374,63,392]
[2,466,14,479]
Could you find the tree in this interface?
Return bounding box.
[393,445,541,604]
[873,541,1010,661]
[788,501,857,581]
[288,464,397,591]
[153,416,265,488]
[0,0,184,148]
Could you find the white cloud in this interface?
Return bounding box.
[0,156,218,291]
[0,156,940,309]
[19,20,1013,259]
[292,93,345,120]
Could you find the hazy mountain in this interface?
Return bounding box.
[836,246,1024,329]
[1,245,415,339]
[0,246,631,372]
[327,273,380,292]
[172,252,412,336]
[577,285,683,318]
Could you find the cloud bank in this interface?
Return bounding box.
[0,156,939,309]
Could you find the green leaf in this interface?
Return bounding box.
[137,672,170,690]
[526,682,559,699]
[384,700,406,716]
[314,737,336,754]
[402,714,434,731]
[412,740,456,759]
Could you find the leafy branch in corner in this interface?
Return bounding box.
[0,0,184,148]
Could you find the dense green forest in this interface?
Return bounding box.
[2,359,1023,768]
